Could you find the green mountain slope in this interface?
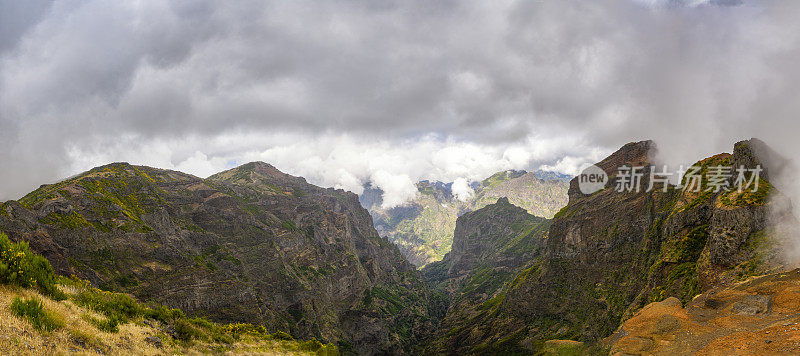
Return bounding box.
[0,162,433,354]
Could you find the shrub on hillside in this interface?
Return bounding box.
[74,288,142,322]
[144,303,185,323]
[0,233,64,299]
[10,296,64,332]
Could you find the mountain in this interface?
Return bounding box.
[0,161,433,354]
[0,231,338,355]
[422,198,551,354]
[361,170,569,267]
[423,139,798,354]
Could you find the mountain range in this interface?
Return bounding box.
[0,161,433,354]
[1,138,797,355]
[360,170,570,267]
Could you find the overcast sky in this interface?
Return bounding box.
[1,0,799,207]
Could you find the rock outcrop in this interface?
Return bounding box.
[608,268,800,355]
[0,162,433,354]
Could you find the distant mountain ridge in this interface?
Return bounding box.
[360,170,570,267]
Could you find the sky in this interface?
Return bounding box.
[1,0,800,207]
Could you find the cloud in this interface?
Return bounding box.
[451,178,474,202]
[1,0,800,210]
[370,171,417,209]
[63,132,595,208]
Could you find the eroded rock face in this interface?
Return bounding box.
[0,162,433,354]
[427,139,798,354]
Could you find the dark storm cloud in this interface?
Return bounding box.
[1,0,799,201]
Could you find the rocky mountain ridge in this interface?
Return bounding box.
[423,138,799,354]
[0,161,433,354]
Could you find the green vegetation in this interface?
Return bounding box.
[74,285,143,323]
[670,225,709,262]
[668,262,701,301]
[0,232,64,299]
[86,313,121,333]
[200,245,242,267]
[552,205,574,219]
[459,265,510,300]
[10,296,64,332]
[719,179,773,207]
[17,164,169,233]
[541,340,586,356]
[670,154,731,215]
[734,229,772,278]
[62,276,338,351]
[39,211,93,230]
[283,220,299,231]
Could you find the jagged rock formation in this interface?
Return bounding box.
[362,170,569,267]
[0,162,433,354]
[422,198,550,354]
[426,139,797,354]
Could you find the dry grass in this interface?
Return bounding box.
[0,285,322,355]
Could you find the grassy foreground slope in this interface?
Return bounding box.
[0,232,337,355]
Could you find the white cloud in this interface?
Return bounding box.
[451,178,474,202]
[61,131,600,207]
[2,0,800,213]
[370,171,417,209]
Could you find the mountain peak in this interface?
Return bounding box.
[95,161,133,169]
[208,161,308,190]
[732,138,789,182]
[596,140,656,174]
[568,140,656,201]
[239,161,277,170]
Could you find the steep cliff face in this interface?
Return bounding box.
[422,198,550,354]
[428,139,797,354]
[0,162,432,354]
[363,171,568,267]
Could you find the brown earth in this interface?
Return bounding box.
[608,268,800,355]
